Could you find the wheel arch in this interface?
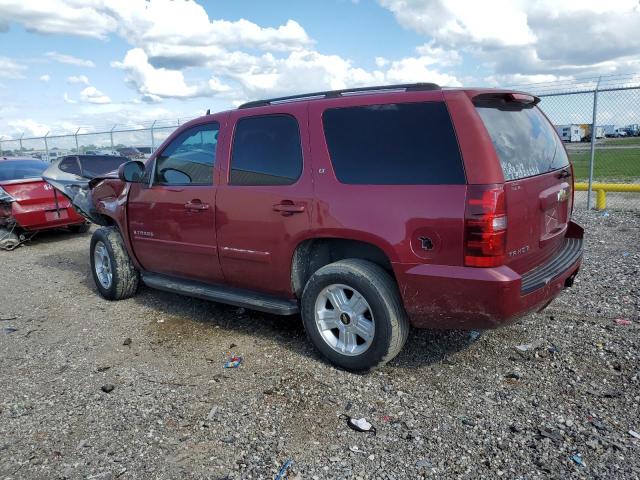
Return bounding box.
[291,235,397,298]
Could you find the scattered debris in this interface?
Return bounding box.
[538,427,562,442]
[207,406,218,421]
[461,418,477,427]
[0,316,17,321]
[122,337,132,346]
[629,430,640,440]
[468,330,482,342]
[96,366,111,372]
[571,454,585,467]
[223,355,242,369]
[2,326,18,334]
[614,318,632,326]
[274,459,293,480]
[341,415,377,435]
[548,344,560,354]
[515,343,534,352]
[156,319,165,323]
[416,459,434,469]
[504,372,521,380]
[101,384,115,393]
[229,343,237,349]
[349,446,365,454]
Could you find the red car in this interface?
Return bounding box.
[45,84,583,371]
[0,157,91,249]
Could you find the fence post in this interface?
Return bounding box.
[19,133,24,153]
[44,132,50,162]
[110,124,116,151]
[75,128,81,154]
[587,77,601,210]
[0,136,3,156]
[150,120,157,153]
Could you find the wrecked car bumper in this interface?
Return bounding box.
[394,225,584,330]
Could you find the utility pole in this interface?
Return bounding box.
[587,77,601,210]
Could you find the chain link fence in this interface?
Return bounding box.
[0,118,192,162]
[2,75,640,209]
[514,74,640,210]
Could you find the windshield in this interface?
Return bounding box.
[476,105,569,181]
[0,160,49,181]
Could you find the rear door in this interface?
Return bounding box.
[215,103,312,297]
[127,121,224,283]
[474,96,572,274]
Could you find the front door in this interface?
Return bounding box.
[128,121,223,283]
[215,104,313,297]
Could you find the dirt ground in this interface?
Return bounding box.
[1,209,639,479]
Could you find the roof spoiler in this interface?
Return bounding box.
[473,92,540,110]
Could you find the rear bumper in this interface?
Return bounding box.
[2,202,86,231]
[395,222,584,329]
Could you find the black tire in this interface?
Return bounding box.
[90,226,139,300]
[69,222,91,234]
[0,228,20,251]
[301,259,409,371]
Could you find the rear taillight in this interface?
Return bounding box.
[0,186,16,204]
[464,185,507,267]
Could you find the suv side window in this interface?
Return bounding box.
[322,102,465,185]
[153,123,219,185]
[230,115,303,186]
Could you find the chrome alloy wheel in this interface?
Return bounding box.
[93,241,113,289]
[314,283,375,356]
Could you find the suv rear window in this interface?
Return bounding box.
[476,105,569,181]
[322,102,464,185]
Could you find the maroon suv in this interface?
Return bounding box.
[45,84,583,371]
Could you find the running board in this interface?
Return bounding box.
[141,272,299,315]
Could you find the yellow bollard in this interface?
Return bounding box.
[595,189,606,210]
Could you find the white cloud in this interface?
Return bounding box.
[79,86,111,104]
[112,48,231,99]
[63,92,77,104]
[0,0,116,39]
[7,119,50,137]
[39,74,50,82]
[45,51,95,68]
[67,75,90,85]
[378,0,640,78]
[0,56,26,79]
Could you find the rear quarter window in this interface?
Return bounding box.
[322,102,465,185]
[476,105,569,181]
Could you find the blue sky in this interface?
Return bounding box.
[1,0,639,141]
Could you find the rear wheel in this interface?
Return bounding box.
[0,228,20,251]
[301,259,409,371]
[90,226,139,300]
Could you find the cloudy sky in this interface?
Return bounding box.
[1,0,640,139]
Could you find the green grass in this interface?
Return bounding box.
[601,136,640,146]
[569,148,640,181]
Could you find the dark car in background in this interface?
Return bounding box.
[0,155,128,250]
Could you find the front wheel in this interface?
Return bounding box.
[301,259,409,371]
[90,227,139,300]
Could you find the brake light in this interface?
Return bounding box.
[464,185,507,267]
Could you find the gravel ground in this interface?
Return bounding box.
[1,209,639,479]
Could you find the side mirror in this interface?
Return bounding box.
[118,160,145,183]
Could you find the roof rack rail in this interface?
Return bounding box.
[237,82,441,109]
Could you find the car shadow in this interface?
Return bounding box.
[21,227,91,247]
